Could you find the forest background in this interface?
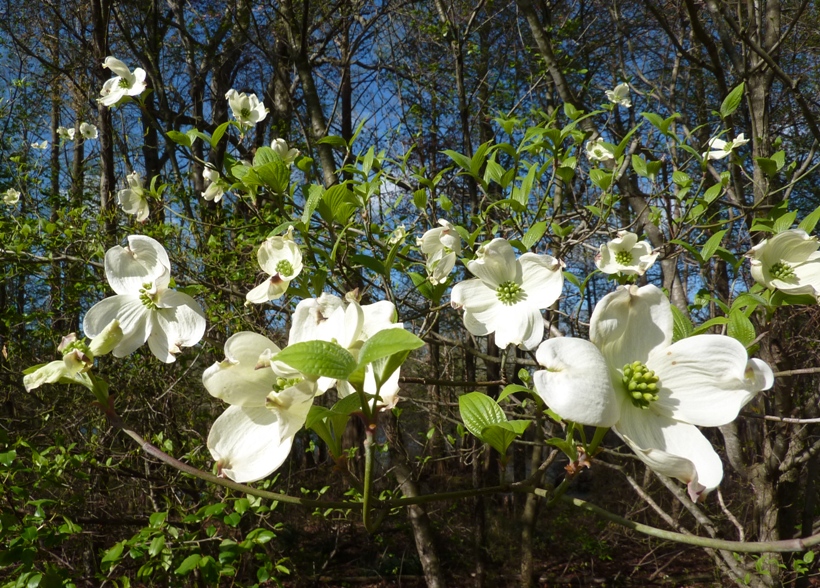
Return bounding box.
[3,0,820,586]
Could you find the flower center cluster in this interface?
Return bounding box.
[770,261,796,281]
[118,78,130,89]
[276,260,295,277]
[139,283,159,310]
[496,281,524,305]
[615,250,633,266]
[622,361,660,409]
[240,107,252,119]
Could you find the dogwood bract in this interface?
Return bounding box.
[748,229,820,300]
[585,139,615,162]
[226,89,268,127]
[201,166,227,203]
[246,229,303,304]
[533,284,773,501]
[82,235,206,363]
[98,57,147,107]
[450,238,564,350]
[289,292,403,408]
[595,231,658,276]
[703,133,748,160]
[23,321,123,392]
[3,189,20,205]
[418,219,461,284]
[606,83,631,108]
[270,138,300,165]
[80,122,98,140]
[204,331,316,483]
[117,172,149,222]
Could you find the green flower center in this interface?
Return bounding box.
[276,260,294,277]
[266,377,303,408]
[240,107,252,119]
[622,361,660,409]
[615,250,633,265]
[118,78,130,89]
[139,282,159,310]
[496,281,524,305]
[770,261,795,281]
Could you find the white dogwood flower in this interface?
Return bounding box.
[3,189,20,205]
[117,171,149,222]
[226,89,268,127]
[246,228,303,304]
[418,219,461,284]
[99,57,147,107]
[595,231,658,276]
[533,284,773,501]
[57,126,75,141]
[289,293,403,408]
[30,140,48,150]
[703,133,749,160]
[82,235,206,363]
[201,166,227,203]
[450,238,564,350]
[204,331,317,483]
[585,139,615,162]
[23,321,123,392]
[271,138,300,165]
[605,83,631,108]
[80,122,98,140]
[749,229,820,300]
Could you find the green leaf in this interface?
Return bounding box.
[322,184,359,224]
[728,309,756,347]
[253,146,282,166]
[317,135,348,149]
[166,130,191,147]
[175,554,201,575]
[799,204,820,234]
[703,184,722,204]
[274,341,357,380]
[690,316,730,336]
[413,188,428,210]
[442,149,472,173]
[672,171,692,187]
[700,229,727,261]
[512,164,538,206]
[641,112,664,132]
[720,83,745,118]
[521,221,547,249]
[359,329,424,390]
[755,157,778,177]
[481,421,531,455]
[773,210,797,233]
[0,450,16,466]
[302,184,323,225]
[669,305,693,343]
[563,102,580,120]
[458,392,506,444]
[148,535,166,557]
[631,154,648,177]
[210,121,231,147]
[498,384,530,403]
[589,169,612,191]
[255,160,290,194]
[357,329,424,367]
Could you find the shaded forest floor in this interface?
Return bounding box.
[273,500,738,587]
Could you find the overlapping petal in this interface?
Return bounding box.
[533,338,620,427]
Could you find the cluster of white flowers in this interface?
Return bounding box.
[26,70,783,504]
[57,123,98,142]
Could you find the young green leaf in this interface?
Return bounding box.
[274,341,357,380]
[458,392,506,443]
[720,83,745,118]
